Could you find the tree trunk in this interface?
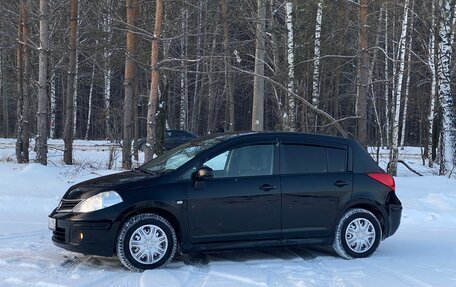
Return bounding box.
[356,0,369,148]
[221,0,234,132]
[1,45,7,138]
[179,4,189,130]
[427,0,437,167]
[37,0,49,165]
[190,0,204,133]
[251,0,266,131]
[103,0,113,140]
[400,7,414,148]
[369,8,384,148]
[145,0,164,162]
[84,61,96,140]
[16,1,25,163]
[311,0,322,131]
[122,0,138,170]
[206,31,218,134]
[63,0,78,165]
[389,0,410,176]
[21,0,31,163]
[437,0,455,175]
[285,1,296,131]
[49,71,57,139]
[384,8,390,148]
[72,1,80,139]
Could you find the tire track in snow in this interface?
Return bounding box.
[361,260,434,287]
[288,247,366,287]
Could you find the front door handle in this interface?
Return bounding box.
[259,184,276,191]
[334,180,349,187]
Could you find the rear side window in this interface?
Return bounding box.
[281,144,347,174]
[281,145,327,174]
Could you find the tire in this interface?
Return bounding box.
[332,208,382,259]
[117,213,177,271]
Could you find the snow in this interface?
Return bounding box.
[1,139,456,286]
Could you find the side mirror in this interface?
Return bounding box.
[193,166,214,181]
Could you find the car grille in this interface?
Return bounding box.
[52,227,66,243]
[57,199,81,212]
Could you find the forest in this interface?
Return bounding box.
[0,0,455,176]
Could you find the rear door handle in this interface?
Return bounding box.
[259,184,276,191]
[334,180,349,187]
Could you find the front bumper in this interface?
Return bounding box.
[49,212,120,257]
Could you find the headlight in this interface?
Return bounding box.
[73,191,122,213]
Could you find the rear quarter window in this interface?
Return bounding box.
[327,147,347,172]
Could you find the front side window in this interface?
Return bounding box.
[203,144,274,178]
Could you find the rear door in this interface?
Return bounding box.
[280,140,352,239]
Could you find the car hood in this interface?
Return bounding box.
[63,170,158,200]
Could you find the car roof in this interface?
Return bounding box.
[200,131,354,145]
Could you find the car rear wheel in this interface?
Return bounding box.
[117,213,177,271]
[332,208,382,259]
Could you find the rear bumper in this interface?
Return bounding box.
[387,204,402,237]
[384,192,402,238]
[50,214,120,257]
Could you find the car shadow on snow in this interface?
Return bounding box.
[176,246,335,267]
[61,246,335,272]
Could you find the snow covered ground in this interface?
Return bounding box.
[0,139,455,287]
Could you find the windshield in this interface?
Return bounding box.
[139,137,222,173]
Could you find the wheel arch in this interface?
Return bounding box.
[114,205,183,253]
[334,200,388,239]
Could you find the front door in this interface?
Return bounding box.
[188,142,281,244]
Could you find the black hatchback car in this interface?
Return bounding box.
[49,132,402,271]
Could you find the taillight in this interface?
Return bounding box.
[367,172,395,191]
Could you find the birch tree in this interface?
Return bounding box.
[103,0,113,139]
[400,4,414,148]
[84,61,96,140]
[311,0,322,130]
[384,8,390,147]
[49,72,56,139]
[37,0,49,165]
[437,0,455,175]
[179,3,189,130]
[389,0,410,176]
[427,0,437,167]
[285,1,296,131]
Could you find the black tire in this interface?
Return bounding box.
[332,208,382,259]
[117,213,177,271]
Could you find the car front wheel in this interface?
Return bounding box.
[332,208,382,259]
[117,213,177,271]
